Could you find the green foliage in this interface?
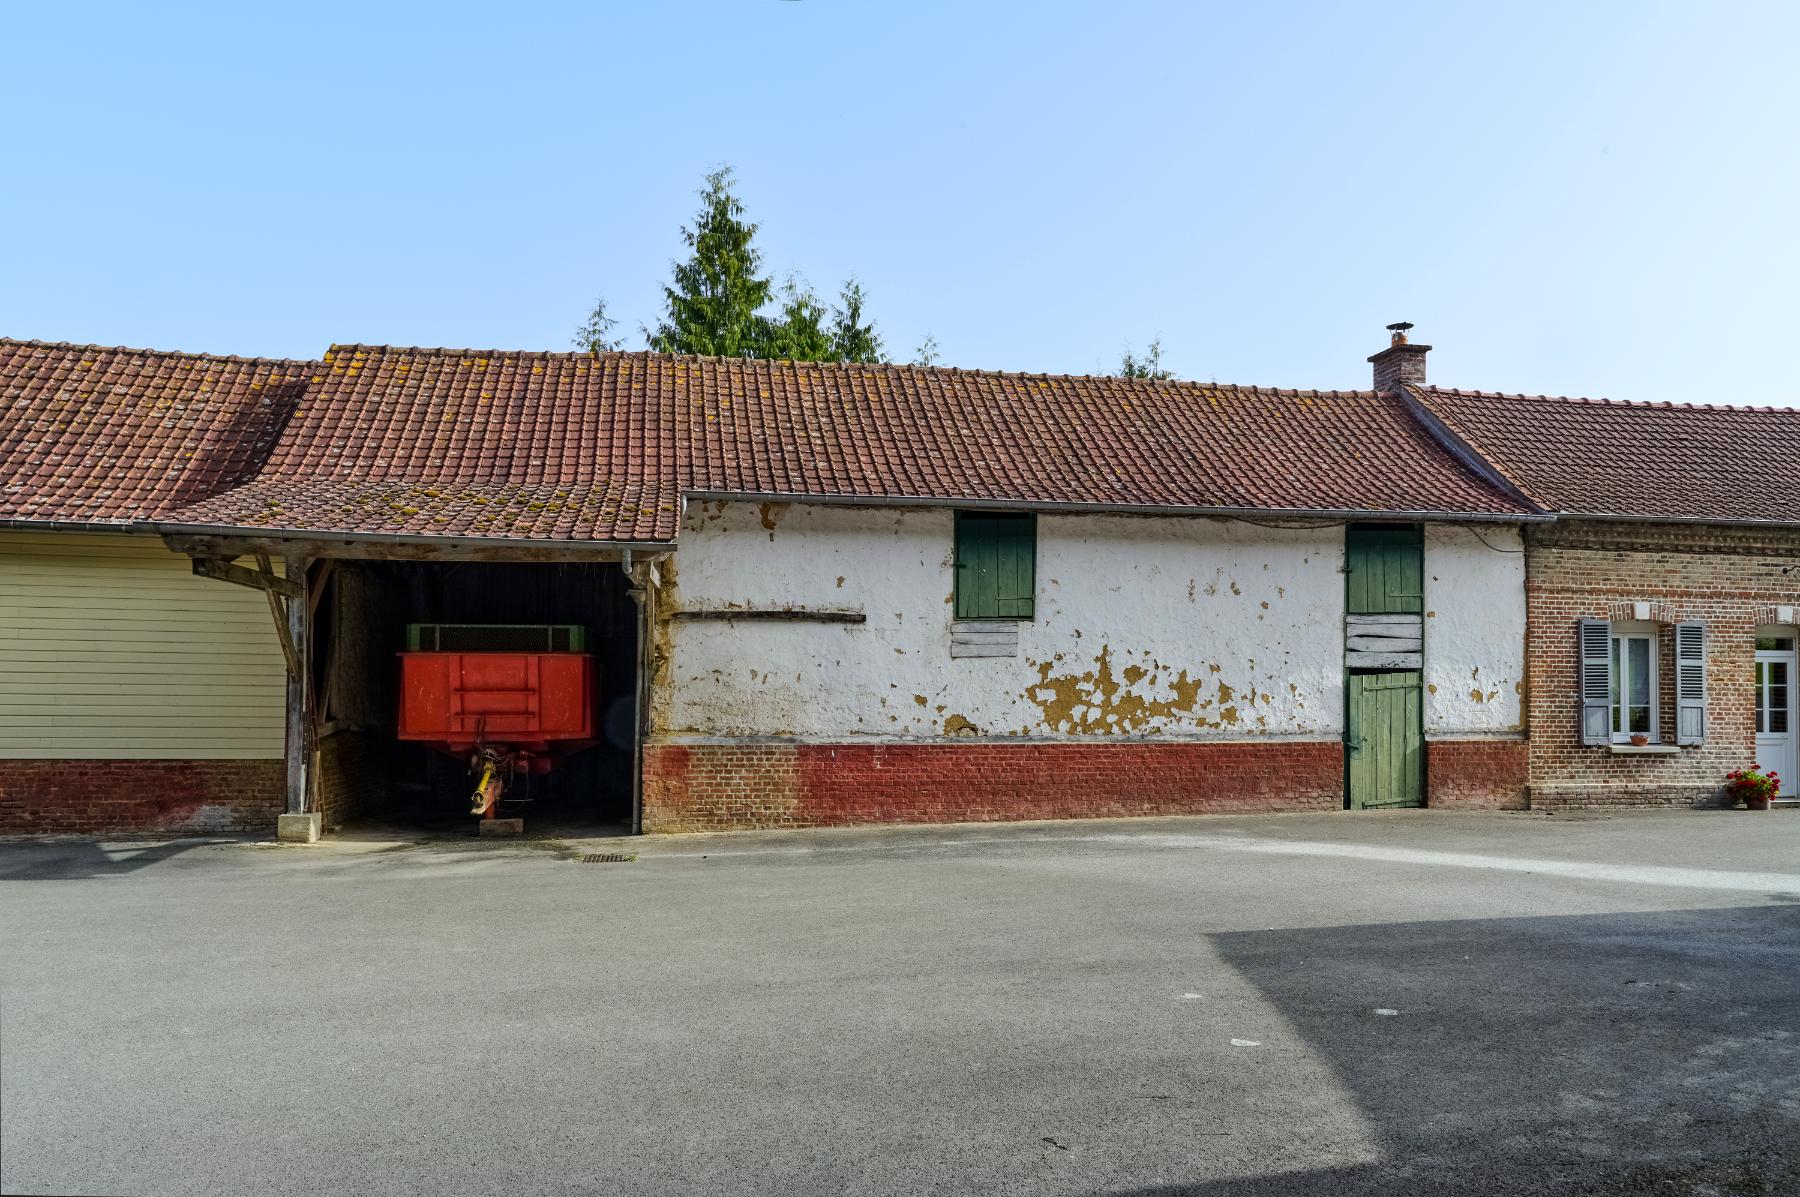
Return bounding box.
[649,167,775,358]
[1119,336,1173,380]
[829,277,885,363]
[573,296,621,354]
[913,333,940,367]
[764,279,835,362]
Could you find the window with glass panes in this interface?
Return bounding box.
[1757,636,1793,735]
[1610,631,1657,739]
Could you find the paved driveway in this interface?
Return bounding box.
[3,810,1799,1196]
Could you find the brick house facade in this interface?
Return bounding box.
[1525,520,1800,808]
[1414,384,1800,811]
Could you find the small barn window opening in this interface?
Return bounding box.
[955,511,1035,621]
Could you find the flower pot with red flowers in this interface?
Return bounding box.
[1724,766,1780,810]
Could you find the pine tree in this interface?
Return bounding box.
[648,167,774,357]
[764,279,835,361]
[1119,336,1173,380]
[573,297,621,354]
[829,277,885,363]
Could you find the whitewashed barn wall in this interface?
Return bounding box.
[664,503,1528,744]
[1422,523,1527,735]
[665,502,1347,741]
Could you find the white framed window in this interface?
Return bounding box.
[1610,629,1657,740]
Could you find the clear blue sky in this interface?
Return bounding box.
[4,1,1796,404]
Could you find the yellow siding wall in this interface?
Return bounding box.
[0,531,286,759]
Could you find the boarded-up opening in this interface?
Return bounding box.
[310,561,638,834]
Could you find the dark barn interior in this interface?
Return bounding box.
[308,560,639,833]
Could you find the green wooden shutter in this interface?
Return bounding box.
[955,512,1035,620]
[1345,525,1424,615]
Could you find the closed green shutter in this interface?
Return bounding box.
[955,512,1036,620]
[1345,525,1424,615]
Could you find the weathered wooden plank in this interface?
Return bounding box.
[1347,634,1424,652]
[1345,614,1423,633]
[671,608,867,623]
[1346,650,1423,670]
[192,557,304,599]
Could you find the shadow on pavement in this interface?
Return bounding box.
[0,838,215,880]
[1111,904,1800,1195]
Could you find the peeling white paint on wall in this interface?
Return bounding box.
[1422,523,1526,735]
[664,503,1529,743]
[666,502,1347,741]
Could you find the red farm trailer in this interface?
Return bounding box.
[396,624,596,820]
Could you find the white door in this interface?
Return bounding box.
[1755,638,1796,797]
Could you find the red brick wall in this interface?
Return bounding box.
[314,731,390,831]
[0,760,283,835]
[1427,738,1529,810]
[642,739,1345,832]
[1526,521,1800,808]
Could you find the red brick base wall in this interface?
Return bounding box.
[0,759,284,836]
[642,739,1346,833]
[1427,739,1529,810]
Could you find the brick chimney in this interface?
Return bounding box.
[1369,321,1430,391]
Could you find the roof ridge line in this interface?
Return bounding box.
[1401,383,1553,512]
[0,337,317,368]
[1421,384,1794,416]
[316,343,1378,397]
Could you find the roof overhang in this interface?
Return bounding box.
[154,522,676,563]
[1554,512,1800,530]
[0,516,152,534]
[683,490,1550,525]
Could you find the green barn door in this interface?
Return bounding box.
[1348,670,1424,809]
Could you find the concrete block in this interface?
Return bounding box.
[276,812,322,844]
[479,818,525,838]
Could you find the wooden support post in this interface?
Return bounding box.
[284,557,312,816]
[257,554,303,681]
[627,558,657,837]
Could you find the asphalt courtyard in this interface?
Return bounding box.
[3,809,1799,1196]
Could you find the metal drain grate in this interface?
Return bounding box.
[578,852,636,864]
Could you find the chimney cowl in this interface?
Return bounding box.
[1368,322,1430,391]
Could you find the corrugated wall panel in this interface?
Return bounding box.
[0,531,286,759]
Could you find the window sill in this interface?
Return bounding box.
[1608,743,1680,755]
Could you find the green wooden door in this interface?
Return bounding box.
[1348,671,1424,809]
[1345,525,1424,615]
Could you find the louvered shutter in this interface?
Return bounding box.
[1675,621,1707,746]
[1579,618,1612,746]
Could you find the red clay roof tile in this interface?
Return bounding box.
[1413,386,1800,523]
[0,339,312,524]
[166,345,1533,541]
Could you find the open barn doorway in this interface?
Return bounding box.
[308,560,640,835]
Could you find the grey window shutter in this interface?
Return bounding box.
[1579,618,1611,745]
[1675,621,1707,745]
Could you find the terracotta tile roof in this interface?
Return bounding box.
[169,345,1533,542]
[171,477,680,543]
[1413,386,1800,523]
[0,338,310,525]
